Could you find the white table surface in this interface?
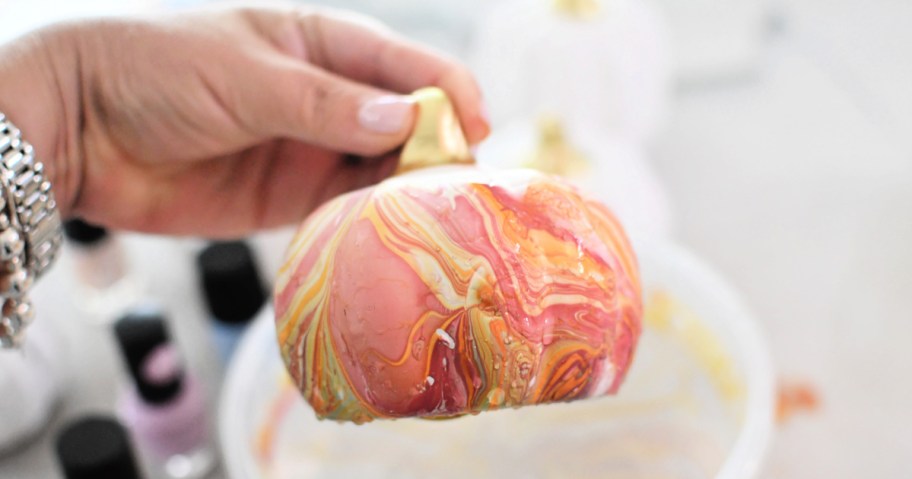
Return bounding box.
[651,2,912,477]
[2,0,912,477]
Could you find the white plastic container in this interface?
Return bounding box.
[219,238,773,479]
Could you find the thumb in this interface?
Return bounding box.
[245,58,416,156]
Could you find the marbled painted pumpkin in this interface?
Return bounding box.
[275,166,642,423]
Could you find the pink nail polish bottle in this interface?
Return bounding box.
[114,309,217,479]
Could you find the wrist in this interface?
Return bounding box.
[0,26,84,219]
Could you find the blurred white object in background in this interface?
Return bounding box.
[0,0,161,43]
[292,0,488,57]
[0,318,65,454]
[477,116,673,237]
[249,227,296,290]
[470,0,671,142]
[652,0,771,84]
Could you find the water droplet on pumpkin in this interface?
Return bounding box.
[519,362,532,378]
[412,338,425,360]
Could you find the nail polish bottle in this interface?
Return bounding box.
[56,415,144,479]
[114,309,216,479]
[63,219,141,323]
[197,241,266,364]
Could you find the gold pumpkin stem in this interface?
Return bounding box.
[553,0,600,19]
[396,87,475,175]
[526,115,589,176]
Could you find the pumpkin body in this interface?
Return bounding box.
[275,166,641,423]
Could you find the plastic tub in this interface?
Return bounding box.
[219,238,774,479]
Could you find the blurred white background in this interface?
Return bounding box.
[0,0,910,477]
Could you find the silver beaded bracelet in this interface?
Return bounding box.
[0,112,63,348]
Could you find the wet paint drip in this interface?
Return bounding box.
[274,167,642,423]
[254,374,298,468]
[776,381,820,424]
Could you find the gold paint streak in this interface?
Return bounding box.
[645,291,743,401]
[370,310,454,367]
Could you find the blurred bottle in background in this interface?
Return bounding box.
[196,241,267,366]
[63,219,143,323]
[56,415,145,479]
[114,308,216,479]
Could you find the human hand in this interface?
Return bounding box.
[0,5,489,236]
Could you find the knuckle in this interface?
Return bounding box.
[297,77,332,134]
[441,63,474,88]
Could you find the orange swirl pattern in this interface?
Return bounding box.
[275,167,642,423]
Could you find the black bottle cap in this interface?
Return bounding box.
[114,309,184,405]
[56,416,142,479]
[197,241,266,325]
[63,219,109,245]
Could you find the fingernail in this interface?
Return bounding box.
[358,95,413,134]
[470,102,492,144]
[479,101,491,126]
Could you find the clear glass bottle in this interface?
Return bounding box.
[63,219,142,323]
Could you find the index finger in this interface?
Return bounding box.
[296,11,490,145]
